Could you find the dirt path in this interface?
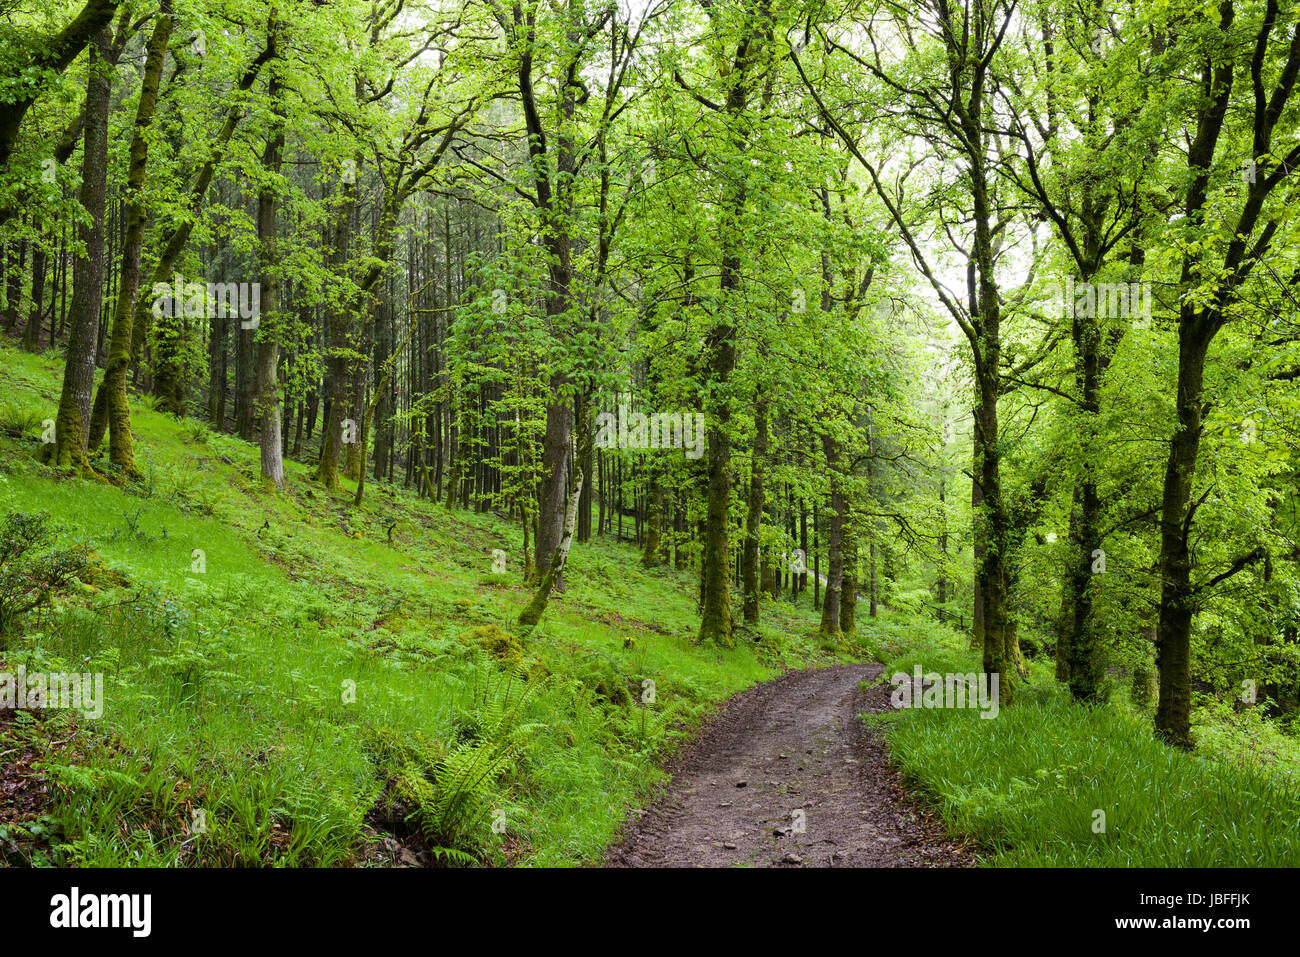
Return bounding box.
[603,663,973,868]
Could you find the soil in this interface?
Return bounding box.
[603,663,975,868]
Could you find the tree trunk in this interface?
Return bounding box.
[1154,326,1212,749]
[255,47,285,488]
[519,403,590,629]
[48,28,112,474]
[741,399,768,623]
[23,244,46,352]
[975,368,1013,705]
[840,505,857,635]
[87,6,171,474]
[819,435,844,639]
[642,477,663,567]
[314,163,359,490]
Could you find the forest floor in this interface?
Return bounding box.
[5,340,1294,867]
[604,663,973,867]
[0,342,862,866]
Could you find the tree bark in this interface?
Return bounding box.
[1154,328,1211,748]
[840,504,857,635]
[87,7,172,474]
[819,435,844,639]
[48,28,113,474]
[255,44,285,489]
[741,399,768,622]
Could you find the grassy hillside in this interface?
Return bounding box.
[858,618,1300,866]
[0,343,847,867]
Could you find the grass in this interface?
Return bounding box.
[0,341,848,867]
[857,610,1300,866]
[8,338,1293,868]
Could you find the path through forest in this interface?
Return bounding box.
[604,664,973,867]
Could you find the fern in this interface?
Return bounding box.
[424,845,480,866]
[418,659,549,849]
[363,660,549,861]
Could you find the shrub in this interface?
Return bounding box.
[0,511,94,641]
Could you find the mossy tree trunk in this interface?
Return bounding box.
[868,538,878,618]
[86,5,171,477]
[741,399,768,623]
[969,421,984,650]
[519,466,584,630]
[818,435,844,639]
[49,28,113,476]
[641,478,662,567]
[698,394,735,646]
[839,507,857,636]
[974,361,1014,706]
[343,325,368,482]
[314,156,359,491]
[695,4,771,649]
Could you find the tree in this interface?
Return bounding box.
[86,1,174,476]
[46,25,115,473]
[0,0,123,172]
[1152,0,1300,748]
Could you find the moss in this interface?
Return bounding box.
[600,678,633,707]
[77,549,130,589]
[1131,665,1156,712]
[525,658,551,683]
[459,624,524,667]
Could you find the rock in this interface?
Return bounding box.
[724,842,738,850]
[782,853,803,865]
[735,780,747,788]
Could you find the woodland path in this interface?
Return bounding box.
[603,663,974,868]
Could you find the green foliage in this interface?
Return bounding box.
[0,342,843,866]
[882,678,1300,866]
[0,510,93,640]
[0,399,42,438]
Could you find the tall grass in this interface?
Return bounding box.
[859,610,1300,866]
